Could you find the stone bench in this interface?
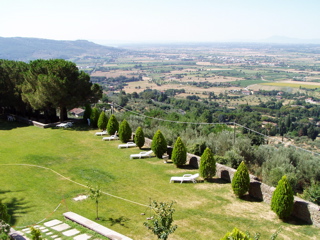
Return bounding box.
[63,211,132,240]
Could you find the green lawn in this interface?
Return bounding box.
[1,120,320,239]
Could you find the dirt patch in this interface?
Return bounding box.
[220,200,276,222]
[91,70,140,78]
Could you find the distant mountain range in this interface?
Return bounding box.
[0,37,124,61]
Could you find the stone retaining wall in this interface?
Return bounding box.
[14,115,55,128]
[186,153,320,227]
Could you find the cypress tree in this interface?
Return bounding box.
[231,161,250,198]
[97,112,108,130]
[135,127,145,149]
[90,107,100,128]
[107,114,119,135]
[199,147,216,180]
[119,119,132,143]
[151,130,167,159]
[83,104,92,124]
[171,137,187,167]
[271,175,294,219]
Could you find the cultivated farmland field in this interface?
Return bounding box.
[80,43,320,99]
[1,120,320,239]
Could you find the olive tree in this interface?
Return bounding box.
[88,184,102,220]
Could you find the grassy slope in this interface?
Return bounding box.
[0,120,319,239]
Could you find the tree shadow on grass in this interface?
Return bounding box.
[205,178,229,184]
[239,194,263,203]
[3,197,30,225]
[282,215,312,226]
[177,165,198,170]
[0,119,29,130]
[101,216,130,228]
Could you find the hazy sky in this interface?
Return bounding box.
[1,0,319,43]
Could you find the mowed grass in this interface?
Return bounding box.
[1,121,320,239]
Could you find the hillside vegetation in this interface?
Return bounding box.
[0,37,123,61]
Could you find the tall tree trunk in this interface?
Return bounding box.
[59,106,68,122]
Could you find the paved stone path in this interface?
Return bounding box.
[11,219,94,240]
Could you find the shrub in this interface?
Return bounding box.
[151,130,167,158]
[97,112,108,130]
[107,114,119,135]
[171,137,187,167]
[231,161,250,198]
[220,227,281,240]
[220,227,252,240]
[135,127,145,149]
[215,155,227,165]
[30,227,43,240]
[199,147,216,180]
[271,175,294,219]
[119,119,132,143]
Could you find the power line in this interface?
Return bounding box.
[1,164,149,208]
[114,103,320,156]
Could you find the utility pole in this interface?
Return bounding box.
[233,122,236,145]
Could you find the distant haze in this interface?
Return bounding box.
[1,0,320,44]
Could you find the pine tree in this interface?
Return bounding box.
[231,161,250,198]
[119,119,132,143]
[271,175,294,219]
[107,114,119,135]
[135,127,145,149]
[97,112,108,130]
[171,137,187,167]
[199,147,216,180]
[151,130,167,159]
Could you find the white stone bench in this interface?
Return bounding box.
[63,211,132,240]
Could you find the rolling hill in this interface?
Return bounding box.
[0,37,124,61]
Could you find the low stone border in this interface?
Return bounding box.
[63,211,132,240]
